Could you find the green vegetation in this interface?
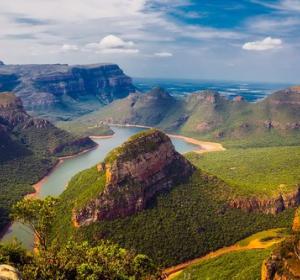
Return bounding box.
[51,170,293,267]
[11,197,59,250]
[174,249,271,280]
[187,146,300,196]
[75,87,300,148]
[236,228,288,247]
[66,166,106,210]
[2,198,160,280]
[104,129,166,163]
[0,93,97,233]
[56,120,113,138]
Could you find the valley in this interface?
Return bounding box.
[1,64,300,280]
[1,126,202,247]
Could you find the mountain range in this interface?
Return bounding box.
[78,86,300,147]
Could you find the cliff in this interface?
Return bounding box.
[0,63,136,119]
[0,92,96,159]
[229,187,300,214]
[72,129,195,226]
[261,210,300,280]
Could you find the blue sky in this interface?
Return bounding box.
[0,0,300,83]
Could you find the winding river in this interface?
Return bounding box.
[1,126,200,248]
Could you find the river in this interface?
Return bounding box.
[1,126,199,248]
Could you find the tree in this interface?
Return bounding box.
[11,196,59,251]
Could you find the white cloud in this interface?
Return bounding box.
[154,52,173,57]
[85,35,139,54]
[252,0,300,12]
[242,37,283,51]
[61,44,78,51]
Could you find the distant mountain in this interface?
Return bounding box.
[79,86,300,147]
[0,63,136,121]
[83,87,178,126]
[0,92,96,231]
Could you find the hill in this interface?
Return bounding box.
[186,147,300,214]
[76,86,300,148]
[0,63,136,121]
[0,93,97,232]
[50,130,293,268]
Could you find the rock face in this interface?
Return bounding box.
[261,235,300,280]
[229,187,300,214]
[0,92,96,159]
[0,265,22,280]
[73,129,195,226]
[0,63,136,115]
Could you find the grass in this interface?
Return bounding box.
[236,228,288,247]
[173,249,271,280]
[186,146,300,197]
[104,129,166,164]
[56,120,113,138]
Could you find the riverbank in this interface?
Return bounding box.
[167,134,226,153]
[108,123,226,153]
[25,143,106,199]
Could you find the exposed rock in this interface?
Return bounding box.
[0,61,4,66]
[234,95,244,102]
[0,265,22,280]
[0,92,96,156]
[262,235,300,280]
[229,187,300,214]
[73,129,195,226]
[0,93,30,127]
[0,63,136,114]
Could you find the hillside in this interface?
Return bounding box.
[75,86,300,148]
[186,147,300,214]
[50,130,293,268]
[0,63,136,121]
[0,92,97,232]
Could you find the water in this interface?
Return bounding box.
[134,78,293,102]
[1,126,198,247]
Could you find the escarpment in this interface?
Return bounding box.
[73,129,195,226]
[0,63,135,119]
[229,187,300,214]
[0,92,96,158]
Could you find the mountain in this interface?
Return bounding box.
[78,86,300,147]
[72,129,195,226]
[0,92,96,231]
[50,129,292,268]
[81,87,178,126]
[0,63,136,121]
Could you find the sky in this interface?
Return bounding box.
[0,0,300,83]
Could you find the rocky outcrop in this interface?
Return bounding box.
[73,129,195,226]
[0,93,30,127]
[0,63,135,115]
[261,235,300,280]
[0,92,96,158]
[0,265,22,280]
[229,187,300,214]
